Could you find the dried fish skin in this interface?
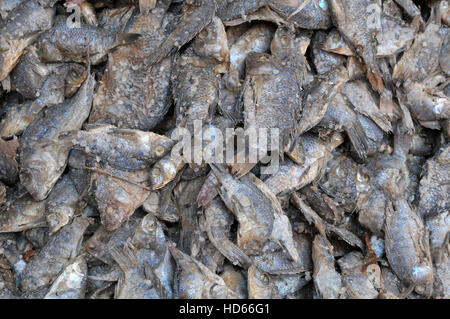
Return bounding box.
[0,195,46,233]
[297,66,349,135]
[0,0,55,81]
[266,133,344,196]
[393,23,443,82]
[403,80,450,123]
[36,15,139,65]
[340,81,393,133]
[91,163,151,231]
[0,101,38,138]
[211,165,301,273]
[321,29,354,57]
[60,124,174,171]
[129,214,175,298]
[216,0,269,22]
[19,73,95,201]
[312,31,346,76]
[169,244,239,299]
[44,256,87,299]
[0,138,18,184]
[111,245,165,299]
[243,52,303,151]
[90,9,174,131]
[318,153,358,212]
[193,16,229,63]
[172,49,219,133]
[426,211,450,264]
[84,216,141,265]
[19,217,90,292]
[311,235,343,299]
[229,24,275,77]
[338,251,381,299]
[247,265,281,299]
[147,0,216,65]
[384,198,434,297]
[328,0,384,92]
[375,14,415,57]
[45,174,82,234]
[221,265,247,299]
[270,0,332,30]
[318,93,370,160]
[418,144,450,218]
[203,197,251,268]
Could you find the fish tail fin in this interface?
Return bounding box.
[110,245,140,270]
[346,122,369,161]
[208,229,252,268]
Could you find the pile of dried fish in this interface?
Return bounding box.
[0,0,449,299]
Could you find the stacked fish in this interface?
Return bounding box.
[0,0,449,299]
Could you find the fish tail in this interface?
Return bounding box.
[345,122,369,161]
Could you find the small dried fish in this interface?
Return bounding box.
[19,217,90,292]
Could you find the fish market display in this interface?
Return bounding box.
[0,0,448,299]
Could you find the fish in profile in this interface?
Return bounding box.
[36,15,140,65]
[0,0,55,81]
[19,73,95,201]
[127,214,175,298]
[265,132,344,196]
[59,124,174,171]
[203,197,251,268]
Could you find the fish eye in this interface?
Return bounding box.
[337,167,348,178]
[357,171,369,182]
[280,35,289,46]
[155,145,165,156]
[152,167,161,178]
[261,274,269,284]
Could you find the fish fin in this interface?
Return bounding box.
[143,265,168,299]
[110,245,140,270]
[345,122,369,161]
[208,228,252,268]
